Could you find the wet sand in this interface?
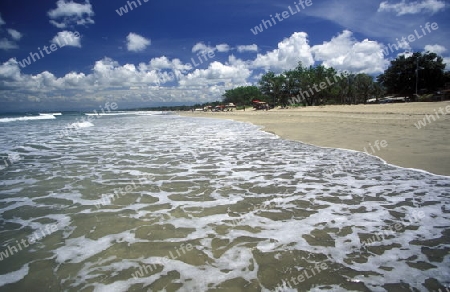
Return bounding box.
[180,102,450,176]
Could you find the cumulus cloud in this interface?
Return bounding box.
[0,30,397,110]
[424,44,447,55]
[0,59,22,81]
[237,45,258,53]
[147,56,174,70]
[126,33,151,52]
[192,42,232,54]
[443,57,450,71]
[216,44,230,53]
[146,57,192,76]
[179,61,251,86]
[0,39,18,50]
[249,31,378,74]
[51,31,81,47]
[48,0,95,28]
[192,42,214,54]
[311,30,388,74]
[252,32,314,72]
[0,15,21,50]
[7,29,22,41]
[378,0,446,15]
[0,52,252,109]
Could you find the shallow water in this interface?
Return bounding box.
[0,113,449,291]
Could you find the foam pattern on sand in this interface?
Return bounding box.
[0,114,449,291]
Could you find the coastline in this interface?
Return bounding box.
[179,102,450,176]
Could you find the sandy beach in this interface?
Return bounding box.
[180,102,450,176]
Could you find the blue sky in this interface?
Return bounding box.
[0,0,448,112]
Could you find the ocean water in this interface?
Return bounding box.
[0,112,449,292]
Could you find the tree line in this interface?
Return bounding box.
[223,52,449,107]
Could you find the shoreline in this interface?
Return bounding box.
[179,102,450,176]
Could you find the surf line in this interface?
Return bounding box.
[58,101,118,139]
[324,140,388,177]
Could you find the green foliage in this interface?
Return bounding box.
[224,52,447,108]
[222,86,265,105]
[335,73,384,104]
[259,72,291,105]
[377,52,446,98]
[132,52,448,112]
[257,62,383,106]
[291,64,338,105]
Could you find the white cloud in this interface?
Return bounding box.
[0,53,252,108]
[378,0,446,15]
[0,59,22,81]
[126,33,151,52]
[424,44,447,55]
[192,42,231,54]
[398,51,414,58]
[0,17,22,50]
[148,56,174,70]
[192,42,215,54]
[48,0,95,28]
[252,32,314,72]
[62,71,88,87]
[0,30,401,109]
[180,61,251,86]
[237,45,258,53]
[7,29,22,41]
[311,30,388,75]
[176,61,252,101]
[443,57,450,71]
[146,56,192,75]
[51,31,81,47]
[216,44,230,53]
[301,0,449,59]
[0,39,18,50]
[227,55,251,67]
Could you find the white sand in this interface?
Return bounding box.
[180,102,450,176]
